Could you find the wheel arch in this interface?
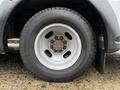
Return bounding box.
[0,0,27,53]
[0,0,119,53]
[89,0,120,53]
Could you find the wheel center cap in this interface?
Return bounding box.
[53,40,64,51]
[50,36,67,53]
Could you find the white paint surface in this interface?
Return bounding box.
[107,0,120,28]
[0,0,3,5]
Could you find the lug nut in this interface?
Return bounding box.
[54,36,59,40]
[50,40,54,43]
[59,50,63,53]
[54,49,57,52]
[63,40,67,44]
[60,36,63,40]
[50,45,53,49]
[63,46,67,49]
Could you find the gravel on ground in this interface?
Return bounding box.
[0,52,120,90]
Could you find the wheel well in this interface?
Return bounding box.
[5,0,108,51]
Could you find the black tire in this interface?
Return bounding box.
[20,7,96,82]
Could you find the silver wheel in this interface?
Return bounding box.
[34,23,82,70]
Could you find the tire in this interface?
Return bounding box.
[20,7,96,82]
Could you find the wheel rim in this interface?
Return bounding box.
[34,23,82,70]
